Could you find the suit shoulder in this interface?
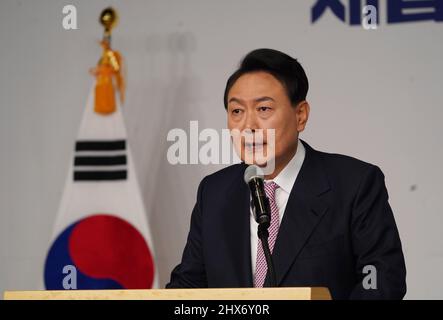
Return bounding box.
[196,164,246,205]
[315,149,380,175]
[310,147,386,198]
[202,163,246,187]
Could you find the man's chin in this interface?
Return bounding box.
[242,152,267,165]
[242,153,275,167]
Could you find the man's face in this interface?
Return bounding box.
[227,71,309,175]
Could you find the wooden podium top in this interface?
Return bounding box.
[4,287,331,300]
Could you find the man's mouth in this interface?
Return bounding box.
[244,142,267,149]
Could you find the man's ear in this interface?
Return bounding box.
[296,101,310,132]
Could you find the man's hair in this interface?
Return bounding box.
[223,48,309,109]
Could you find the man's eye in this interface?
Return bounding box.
[232,109,242,114]
[258,106,271,112]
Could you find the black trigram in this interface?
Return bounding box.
[73,140,127,181]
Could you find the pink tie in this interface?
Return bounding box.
[254,181,280,287]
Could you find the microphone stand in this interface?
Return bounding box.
[257,223,277,287]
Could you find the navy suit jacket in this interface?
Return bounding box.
[166,140,407,299]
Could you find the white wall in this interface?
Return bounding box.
[1,0,442,299]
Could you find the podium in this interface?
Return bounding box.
[4,287,331,300]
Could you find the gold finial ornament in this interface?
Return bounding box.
[91,7,125,115]
[100,7,118,38]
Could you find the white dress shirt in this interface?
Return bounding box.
[250,139,306,279]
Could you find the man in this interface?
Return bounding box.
[166,48,406,299]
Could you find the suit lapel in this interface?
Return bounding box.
[267,140,331,286]
[220,164,253,287]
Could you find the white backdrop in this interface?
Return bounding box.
[1,0,442,299]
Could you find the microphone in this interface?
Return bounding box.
[244,165,271,228]
[244,165,277,287]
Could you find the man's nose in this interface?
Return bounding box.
[244,112,259,132]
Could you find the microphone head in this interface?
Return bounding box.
[244,165,264,184]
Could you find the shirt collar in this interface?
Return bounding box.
[265,139,305,194]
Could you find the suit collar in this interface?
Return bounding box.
[268,139,306,196]
[266,140,331,286]
[295,140,331,197]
